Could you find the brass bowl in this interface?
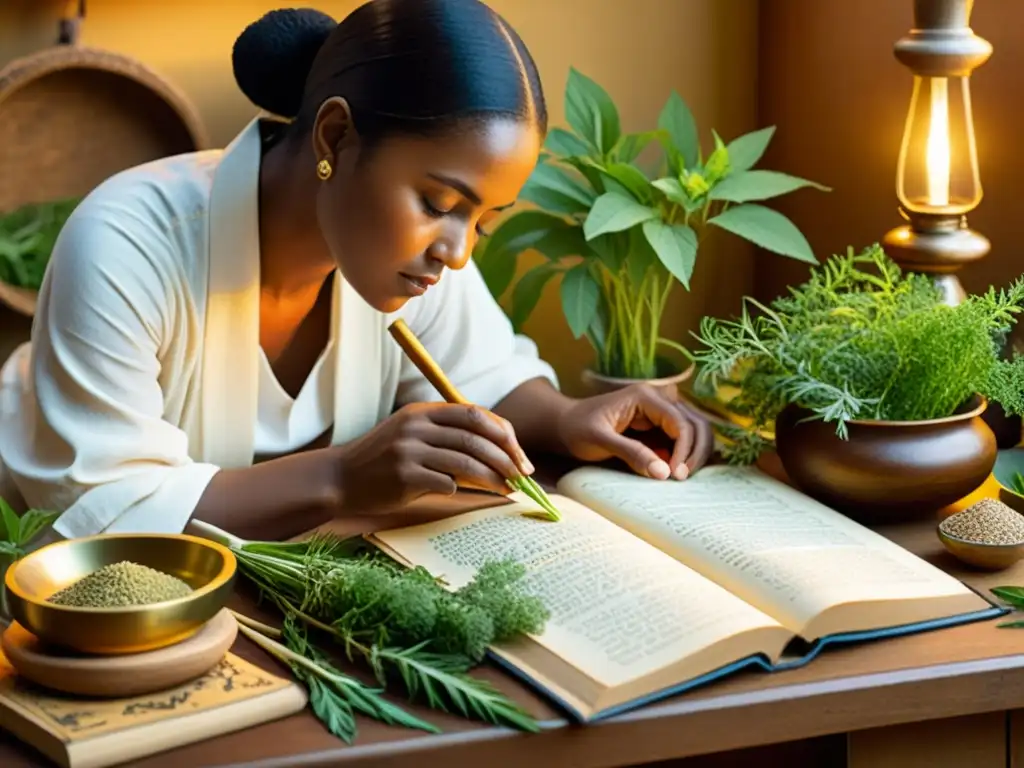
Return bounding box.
[775,395,996,523]
[4,534,236,655]
[937,528,1024,571]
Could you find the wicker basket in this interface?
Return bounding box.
[0,14,209,316]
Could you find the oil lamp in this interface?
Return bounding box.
[882,0,992,305]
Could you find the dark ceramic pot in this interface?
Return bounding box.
[775,395,996,523]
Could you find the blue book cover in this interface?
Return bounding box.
[489,595,1006,723]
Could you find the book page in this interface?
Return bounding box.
[372,496,790,693]
[558,466,985,638]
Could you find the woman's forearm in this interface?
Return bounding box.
[191,449,339,540]
[493,378,578,456]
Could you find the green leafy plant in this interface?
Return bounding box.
[690,244,1024,463]
[220,533,548,742]
[0,497,59,561]
[0,198,80,290]
[475,67,829,380]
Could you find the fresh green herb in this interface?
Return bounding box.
[0,496,59,560]
[232,612,438,743]
[226,534,547,739]
[1011,472,1024,496]
[690,244,1024,461]
[0,199,80,290]
[507,475,561,521]
[991,586,1024,628]
[474,68,827,380]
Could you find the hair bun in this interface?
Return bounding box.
[232,8,336,119]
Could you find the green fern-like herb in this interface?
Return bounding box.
[231,534,548,740]
[691,244,1024,462]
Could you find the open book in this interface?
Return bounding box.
[370,465,1005,722]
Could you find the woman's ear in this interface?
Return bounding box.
[311,97,360,164]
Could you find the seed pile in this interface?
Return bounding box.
[48,561,193,608]
[939,499,1024,545]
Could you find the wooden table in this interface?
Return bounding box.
[3,466,1024,768]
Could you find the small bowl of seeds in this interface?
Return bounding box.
[937,498,1024,571]
[4,533,236,654]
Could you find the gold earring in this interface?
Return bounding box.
[316,158,333,181]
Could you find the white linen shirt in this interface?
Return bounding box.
[0,119,556,539]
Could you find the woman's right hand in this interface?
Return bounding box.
[329,402,534,514]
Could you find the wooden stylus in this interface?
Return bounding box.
[387,318,561,521]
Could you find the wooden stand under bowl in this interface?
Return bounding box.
[1,609,237,698]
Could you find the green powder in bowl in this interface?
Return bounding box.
[47,561,194,608]
[939,499,1024,546]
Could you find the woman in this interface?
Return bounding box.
[0,0,711,542]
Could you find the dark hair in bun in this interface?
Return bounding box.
[232,0,546,143]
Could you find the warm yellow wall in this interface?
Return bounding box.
[0,0,759,393]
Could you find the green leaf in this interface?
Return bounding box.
[652,177,689,206]
[510,263,561,330]
[993,586,1024,608]
[600,163,652,203]
[475,248,518,300]
[626,227,658,286]
[726,126,776,172]
[710,170,831,203]
[544,128,592,158]
[476,210,569,297]
[565,68,621,155]
[377,646,539,733]
[563,156,605,192]
[998,620,1024,629]
[642,220,698,289]
[0,498,20,544]
[520,163,596,214]
[658,91,700,169]
[708,203,816,263]
[588,232,628,273]
[0,541,22,559]
[531,224,588,262]
[583,192,657,240]
[15,509,58,547]
[704,130,730,184]
[561,263,601,338]
[613,131,659,163]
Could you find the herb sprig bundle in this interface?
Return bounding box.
[690,244,1024,462]
[228,533,549,742]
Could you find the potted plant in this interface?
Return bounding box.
[474,68,829,390]
[689,244,1024,521]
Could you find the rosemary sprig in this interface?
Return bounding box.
[372,643,540,733]
[507,475,561,521]
[232,611,439,743]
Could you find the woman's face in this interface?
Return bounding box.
[315,113,541,313]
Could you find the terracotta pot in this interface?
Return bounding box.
[775,395,996,523]
[581,361,695,395]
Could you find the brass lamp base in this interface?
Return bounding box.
[882,212,991,305]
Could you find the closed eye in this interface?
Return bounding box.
[421,195,490,236]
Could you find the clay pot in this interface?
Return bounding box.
[775,395,996,523]
[581,361,695,395]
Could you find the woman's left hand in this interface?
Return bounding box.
[556,384,714,481]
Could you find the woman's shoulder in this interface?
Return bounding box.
[74,150,222,238]
[52,150,225,288]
